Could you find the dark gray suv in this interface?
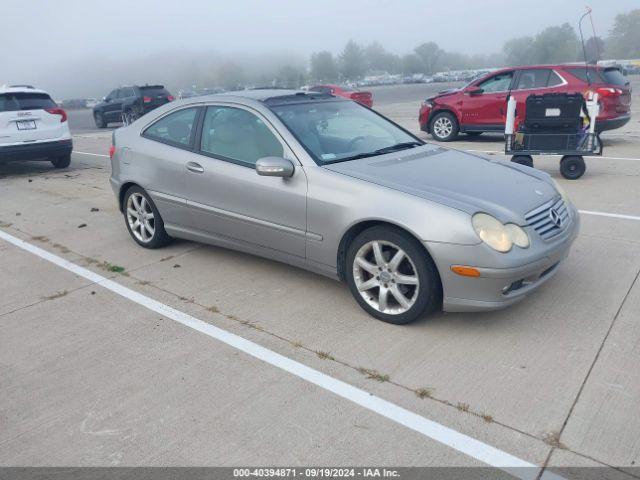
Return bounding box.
[93,85,174,128]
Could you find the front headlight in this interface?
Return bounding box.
[472,213,512,252]
[505,224,530,248]
[472,213,530,252]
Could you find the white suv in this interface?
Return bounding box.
[0,85,72,168]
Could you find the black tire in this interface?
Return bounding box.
[560,155,586,180]
[123,185,171,249]
[466,132,483,137]
[429,111,459,142]
[345,225,442,325]
[511,155,534,168]
[51,154,71,169]
[94,112,106,129]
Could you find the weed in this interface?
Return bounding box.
[316,351,335,361]
[415,388,433,399]
[207,305,220,313]
[456,402,470,413]
[43,290,68,301]
[358,368,390,383]
[481,413,493,423]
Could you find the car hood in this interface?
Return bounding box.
[428,88,461,101]
[323,144,557,223]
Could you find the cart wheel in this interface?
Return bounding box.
[560,156,586,180]
[511,155,534,168]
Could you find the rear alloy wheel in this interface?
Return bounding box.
[560,155,586,180]
[94,112,106,129]
[51,154,71,169]
[430,112,459,142]
[511,155,534,168]
[123,186,171,249]
[346,226,441,324]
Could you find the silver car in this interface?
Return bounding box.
[109,90,579,324]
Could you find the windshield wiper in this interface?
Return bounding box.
[371,141,423,155]
[324,141,423,164]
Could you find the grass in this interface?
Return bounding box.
[31,236,49,243]
[206,305,220,313]
[542,431,566,449]
[358,367,390,383]
[291,340,303,348]
[456,402,470,413]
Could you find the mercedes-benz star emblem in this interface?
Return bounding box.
[549,208,563,228]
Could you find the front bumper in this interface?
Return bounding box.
[596,114,631,132]
[0,139,73,162]
[427,205,580,313]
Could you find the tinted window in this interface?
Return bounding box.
[144,107,198,147]
[564,67,605,84]
[515,69,551,89]
[602,68,628,86]
[200,106,283,166]
[310,86,333,94]
[478,72,513,93]
[140,86,169,97]
[0,92,56,112]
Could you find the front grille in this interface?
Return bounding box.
[525,196,570,240]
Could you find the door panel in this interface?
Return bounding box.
[461,71,513,128]
[185,105,307,258]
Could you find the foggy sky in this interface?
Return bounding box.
[2,0,637,98]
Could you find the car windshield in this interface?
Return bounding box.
[270,100,421,165]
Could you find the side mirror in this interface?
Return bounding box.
[256,157,295,178]
[103,96,109,102]
[466,86,483,96]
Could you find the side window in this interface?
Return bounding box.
[107,89,118,101]
[200,106,284,166]
[514,69,551,90]
[143,107,198,147]
[478,72,513,93]
[547,71,564,87]
[116,89,125,99]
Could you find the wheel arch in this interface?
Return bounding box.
[336,219,443,293]
[118,182,140,213]
[429,107,461,130]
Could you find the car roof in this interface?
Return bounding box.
[0,85,49,95]
[195,89,340,105]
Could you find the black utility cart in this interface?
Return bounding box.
[505,92,602,180]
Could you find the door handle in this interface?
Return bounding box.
[186,161,204,173]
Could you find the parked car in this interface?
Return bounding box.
[85,98,99,108]
[93,85,174,128]
[419,64,632,141]
[0,85,72,168]
[310,84,373,108]
[109,89,578,324]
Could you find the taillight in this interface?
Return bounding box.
[109,145,115,159]
[143,96,152,103]
[596,87,622,97]
[167,95,175,101]
[45,108,67,123]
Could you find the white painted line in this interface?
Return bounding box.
[579,210,640,222]
[0,229,554,480]
[73,151,109,158]
[466,149,640,162]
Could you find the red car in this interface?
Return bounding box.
[419,64,632,141]
[310,84,373,108]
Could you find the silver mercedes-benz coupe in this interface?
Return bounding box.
[109,89,579,324]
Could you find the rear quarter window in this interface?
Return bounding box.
[602,69,628,86]
[564,67,605,84]
[0,92,56,112]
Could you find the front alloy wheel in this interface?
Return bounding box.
[346,226,441,324]
[353,240,419,315]
[430,112,459,142]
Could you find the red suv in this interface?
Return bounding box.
[419,64,632,141]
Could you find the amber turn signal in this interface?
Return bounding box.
[451,265,481,277]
